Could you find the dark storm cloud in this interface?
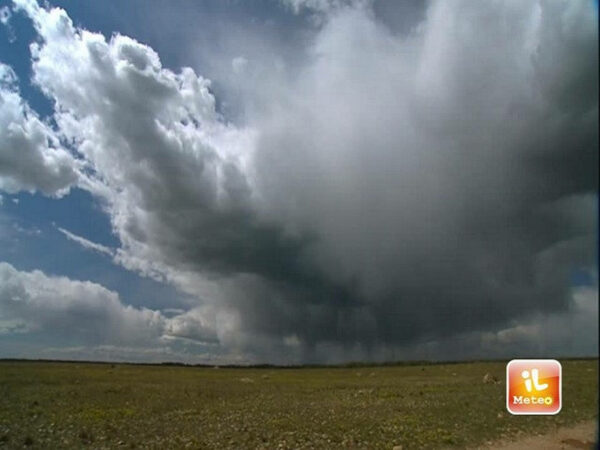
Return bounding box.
[238,0,598,358]
[0,0,597,362]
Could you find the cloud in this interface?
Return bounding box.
[280,0,365,15]
[163,306,220,344]
[242,0,598,358]
[2,0,597,362]
[491,284,599,357]
[0,261,164,343]
[0,5,15,42]
[57,227,114,256]
[412,285,599,361]
[231,56,248,75]
[0,6,11,25]
[0,262,219,351]
[0,63,78,196]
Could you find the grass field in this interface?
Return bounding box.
[0,359,597,449]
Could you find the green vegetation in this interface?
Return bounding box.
[0,359,597,449]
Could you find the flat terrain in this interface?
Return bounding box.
[0,359,597,449]
[475,420,597,449]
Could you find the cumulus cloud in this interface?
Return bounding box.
[163,306,220,344]
[0,261,164,343]
[14,0,263,275]
[1,0,597,362]
[0,262,219,351]
[0,62,78,196]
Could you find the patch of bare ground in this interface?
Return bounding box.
[472,420,598,450]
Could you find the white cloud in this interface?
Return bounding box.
[13,222,41,236]
[164,306,220,344]
[0,6,11,24]
[0,261,220,351]
[31,344,251,365]
[14,0,257,283]
[57,226,114,256]
[0,6,15,43]
[0,261,164,343]
[0,62,78,196]
[280,0,365,14]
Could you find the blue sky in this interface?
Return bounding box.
[0,0,597,364]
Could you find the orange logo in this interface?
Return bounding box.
[506,359,561,415]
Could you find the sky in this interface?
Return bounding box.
[0,0,598,364]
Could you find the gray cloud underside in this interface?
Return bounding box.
[0,0,597,362]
